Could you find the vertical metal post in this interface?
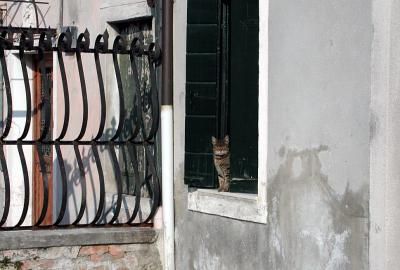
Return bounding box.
[59,0,64,27]
[161,0,174,269]
[162,0,173,106]
[31,0,39,28]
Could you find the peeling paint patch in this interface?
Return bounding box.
[267,146,368,270]
[326,230,350,270]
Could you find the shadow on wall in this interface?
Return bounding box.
[4,1,50,28]
[53,116,154,225]
[0,115,156,227]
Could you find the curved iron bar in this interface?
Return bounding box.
[0,29,161,229]
[93,31,108,141]
[37,31,52,141]
[0,37,159,56]
[129,38,145,141]
[111,35,126,141]
[53,143,68,225]
[0,144,10,227]
[90,142,105,225]
[107,142,123,224]
[144,43,160,141]
[1,140,152,145]
[126,143,142,224]
[34,142,49,226]
[15,143,29,227]
[138,146,161,223]
[18,31,33,140]
[56,31,72,141]
[123,102,139,142]
[0,30,13,140]
[72,142,87,225]
[32,0,39,28]
[75,30,90,141]
[142,145,161,223]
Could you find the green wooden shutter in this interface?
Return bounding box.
[184,0,219,187]
[229,0,259,193]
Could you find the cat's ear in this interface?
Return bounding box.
[212,136,217,145]
[224,135,229,144]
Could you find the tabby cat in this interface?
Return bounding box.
[212,135,230,192]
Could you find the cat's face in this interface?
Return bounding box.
[212,135,229,156]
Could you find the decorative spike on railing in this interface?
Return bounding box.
[0,28,162,230]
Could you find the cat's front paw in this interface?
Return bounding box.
[218,186,229,192]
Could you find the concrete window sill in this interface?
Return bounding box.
[188,189,268,224]
[0,227,158,251]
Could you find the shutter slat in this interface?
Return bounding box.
[185,116,216,153]
[186,83,217,116]
[187,0,218,24]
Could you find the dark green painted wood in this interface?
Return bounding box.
[229,180,258,194]
[228,0,259,192]
[185,116,216,153]
[184,153,215,187]
[218,0,230,138]
[186,54,218,82]
[185,0,219,187]
[187,25,218,53]
[186,83,217,116]
[187,0,218,24]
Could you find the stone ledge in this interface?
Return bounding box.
[188,188,268,224]
[0,227,158,251]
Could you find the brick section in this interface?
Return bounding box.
[0,243,162,270]
[79,245,109,256]
[108,245,124,259]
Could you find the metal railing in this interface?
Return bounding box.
[0,28,161,229]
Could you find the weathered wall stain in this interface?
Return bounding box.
[267,146,368,270]
[369,112,378,142]
[175,145,369,270]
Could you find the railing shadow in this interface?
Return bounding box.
[0,27,161,229]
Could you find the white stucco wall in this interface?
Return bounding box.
[370,0,400,268]
[174,0,371,269]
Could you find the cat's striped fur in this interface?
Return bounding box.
[212,135,230,192]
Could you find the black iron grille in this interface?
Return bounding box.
[0,28,161,229]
